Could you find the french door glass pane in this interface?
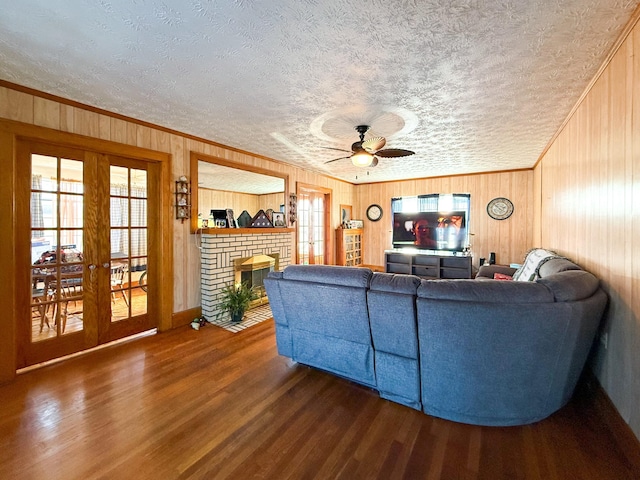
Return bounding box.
[110,197,129,227]
[31,154,57,192]
[111,229,129,257]
[60,159,83,191]
[30,155,85,342]
[60,194,83,228]
[31,193,57,228]
[131,199,147,227]
[110,166,147,322]
[130,169,147,197]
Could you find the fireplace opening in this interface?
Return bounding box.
[234,254,279,306]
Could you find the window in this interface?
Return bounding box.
[391,194,470,215]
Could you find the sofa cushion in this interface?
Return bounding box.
[370,272,421,294]
[536,270,600,301]
[368,274,420,358]
[538,258,581,277]
[282,264,372,287]
[417,279,555,303]
[512,248,562,282]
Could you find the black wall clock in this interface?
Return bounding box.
[366,204,383,222]
[487,197,514,220]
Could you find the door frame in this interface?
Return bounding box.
[0,119,173,378]
[296,183,332,265]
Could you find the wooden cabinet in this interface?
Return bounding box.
[336,228,363,266]
[385,251,472,279]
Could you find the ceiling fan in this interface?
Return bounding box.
[324,125,415,167]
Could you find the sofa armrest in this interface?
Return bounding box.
[476,264,517,279]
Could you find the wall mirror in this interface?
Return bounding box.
[190,153,288,232]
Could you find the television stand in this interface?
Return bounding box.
[385,250,472,279]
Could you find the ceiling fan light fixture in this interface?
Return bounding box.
[351,152,374,167]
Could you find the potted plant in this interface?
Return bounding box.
[217,281,258,322]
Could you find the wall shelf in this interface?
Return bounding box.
[175,179,191,223]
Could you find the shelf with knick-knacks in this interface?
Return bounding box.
[175,176,191,222]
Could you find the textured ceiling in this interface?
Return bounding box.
[0,0,637,184]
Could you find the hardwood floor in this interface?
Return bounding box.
[1,320,639,479]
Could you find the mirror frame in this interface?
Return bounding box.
[189,151,290,233]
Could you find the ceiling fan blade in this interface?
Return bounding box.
[375,148,415,158]
[362,136,386,152]
[325,156,351,164]
[320,146,352,153]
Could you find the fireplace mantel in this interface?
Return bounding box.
[200,227,294,235]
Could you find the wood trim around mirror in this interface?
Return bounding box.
[189,151,290,233]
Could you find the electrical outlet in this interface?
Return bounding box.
[600,332,608,349]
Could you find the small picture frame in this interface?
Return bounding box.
[226,209,236,228]
[340,204,352,227]
[272,212,286,227]
[273,212,287,228]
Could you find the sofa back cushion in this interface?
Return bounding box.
[536,270,600,301]
[278,267,372,343]
[368,273,421,357]
[537,257,581,277]
[283,264,372,287]
[417,278,555,303]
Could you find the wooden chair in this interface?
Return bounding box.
[32,287,52,333]
[50,273,83,333]
[111,264,129,307]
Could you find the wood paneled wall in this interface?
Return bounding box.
[258,193,284,214]
[198,190,283,224]
[536,19,640,441]
[354,170,534,269]
[198,189,260,220]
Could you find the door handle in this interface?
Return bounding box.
[88,264,98,282]
[103,263,110,268]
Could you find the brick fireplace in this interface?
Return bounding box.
[200,232,292,320]
[234,253,278,305]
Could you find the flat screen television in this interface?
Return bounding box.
[392,211,467,252]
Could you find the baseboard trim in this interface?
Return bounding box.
[580,370,640,469]
[172,307,202,328]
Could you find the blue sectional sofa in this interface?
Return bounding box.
[263,253,607,426]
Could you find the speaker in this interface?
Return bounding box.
[489,252,496,265]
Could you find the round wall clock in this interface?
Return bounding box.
[487,197,514,220]
[366,204,383,222]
